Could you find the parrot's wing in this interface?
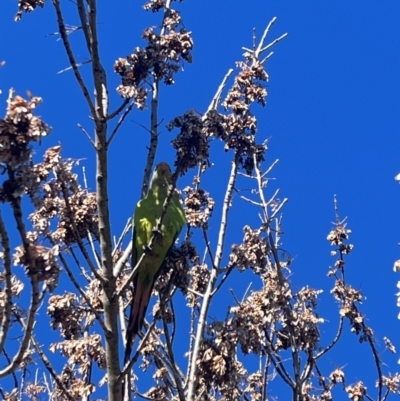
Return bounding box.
[124,232,182,364]
[124,227,138,364]
[124,190,186,364]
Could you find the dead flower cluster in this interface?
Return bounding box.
[182,185,215,229]
[114,3,193,106]
[14,244,60,292]
[14,0,45,21]
[28,146,99,246]
[229,225,271,274]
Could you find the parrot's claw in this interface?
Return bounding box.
[152,227,163,236]
[152,227,163,243]
[143,245,154,255]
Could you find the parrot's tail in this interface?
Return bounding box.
[124,280,153,364]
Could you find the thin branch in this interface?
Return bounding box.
[260,33,289,54]
[186,287,204,298]
[51,0,96,117]
[255,17,277,59]
[252,155,301,393]
[262,158,279,178]
[202,228,216,270]
[57,59,91,74]
[87,230,102,269]
[77,123,96,147]
[107,101,136,146]
[118,321,157,383]
[141,80,159,198]
[162,304,185,401]
[87,0,108,118]
[56,167,102,281]
[315,316,344,359]
[184,305,197,386]
[262,355,271,401]
[212,265,234,296]
[76,0,91,50]
[0,212,13,352]
[268,352,295,388]
[240,195,263,207]
[141,0,173,197]
[113,240,133,278]
[205,69,234,115]
[73,1,119,400]
[106,99,130,121]
[57,251,109,334]
[13,312,76,401]
[113,218,132,256]
[314,362,330,395]
[0,196,39,378]
[269,198,288,221]
[187,154,239,401]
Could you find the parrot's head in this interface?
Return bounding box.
[150,162,173,189]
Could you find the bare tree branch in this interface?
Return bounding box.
[0,197,39,378]
[107,101,136,145]
[106,99,130,121]
[0,212,12,353]
[14,312,76,401]
[51,0,96,117]
[187,154,239,401]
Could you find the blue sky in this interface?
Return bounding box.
[2,0,400,398]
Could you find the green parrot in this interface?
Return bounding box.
[124,162,186,363]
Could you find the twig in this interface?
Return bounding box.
[51,0,96,117]
[118,321,157,383]
[77,123,95,147]
[107,101,136,146]
[57,251,109,334]
[186,287,204,298]
[240,195,263,207]
[255,17,277,59]
[184,306,197,386]
[140,0,173,196]
[262,355,271,401]
[268,352,295,388]
[269,198,288,221]
[205,69,234,115]
[260,33,289,54]
[87,230,101,269]
[56,167,102,281]
[252,155,301,393]
[202,228,217,270]
[113,218,132,257]
[187,154,239,401]
[162,307,185,401]
[87,0,108,118]
[141,80,159,198]
[113,240,133,278]
[315,316,344,359]
[106,99,130,121]
[262,158,279,178]
[0,212,13,352]
[57,59,91,74]
[314,362,331,395]
[0,195,39,378]
[212,266,234,296]
[13,312,76,401]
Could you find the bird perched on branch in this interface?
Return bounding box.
[124,162,186,363]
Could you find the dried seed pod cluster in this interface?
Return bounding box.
[14,0,45,21]
[114,2,193,108]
